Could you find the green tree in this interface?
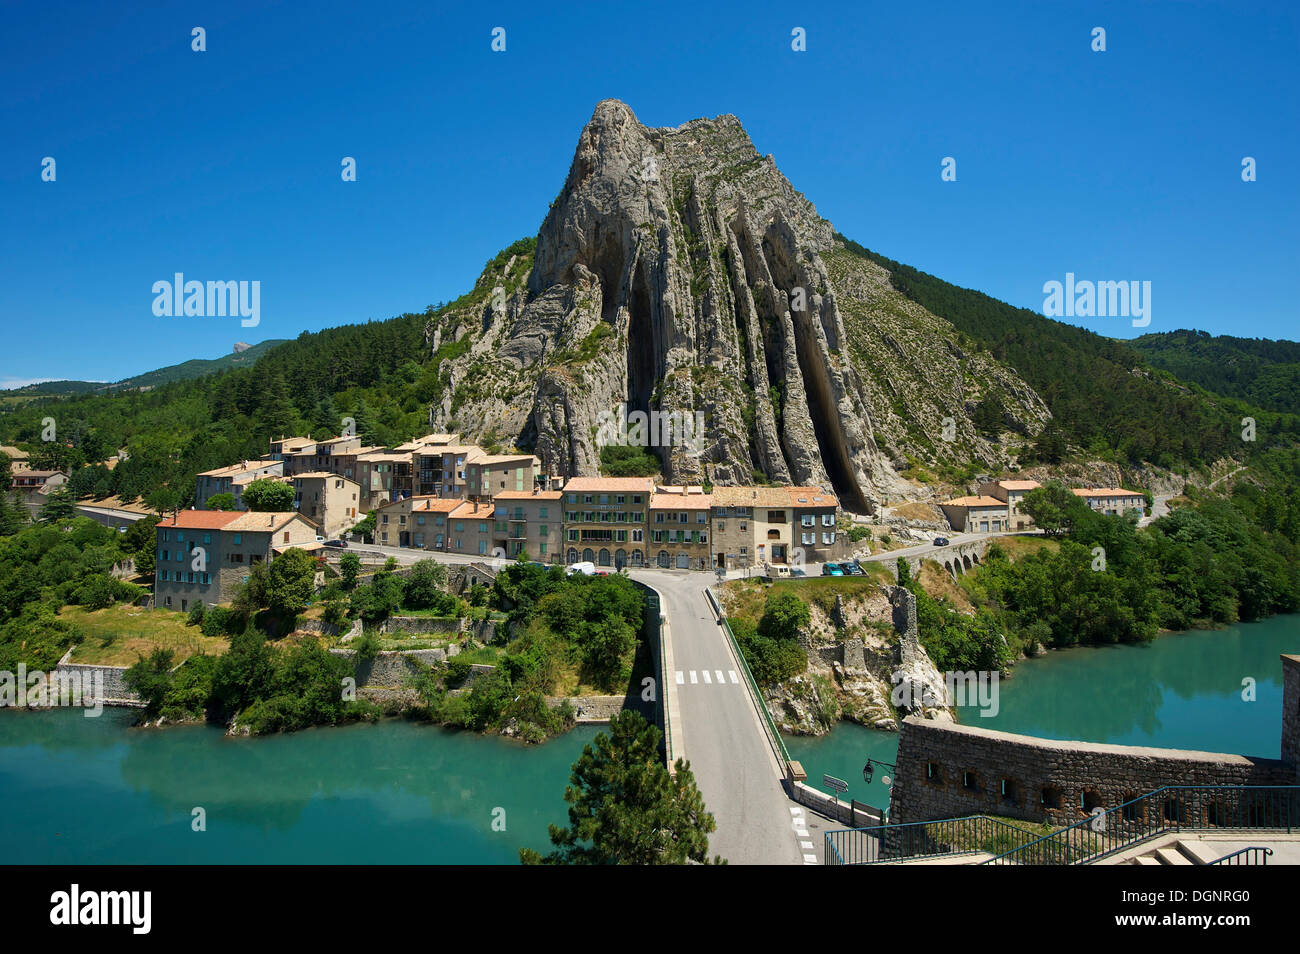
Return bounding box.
[205,492,238,511]
[520,711,721,865]
[339,551,361,591]
[241,478,295,512]
[1019,482,1092,536]
[757,591,810,643]
[403,559,449,609]
[266,548,318,617]
[38,487,77,524]
[124,648,175,717]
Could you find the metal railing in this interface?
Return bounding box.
[825,786,1300,866]
[1208,846,1273,866]
[982,786,1300,865]
[824,815,1045,865]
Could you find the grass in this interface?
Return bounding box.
[991,536,1060,561]
[919,560,974,614]
[60,604,229,667]
[721,571,894,625]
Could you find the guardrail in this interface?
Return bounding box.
[824,815,1040,865]
[1208,846,1273,866]
[981,786,1300,866]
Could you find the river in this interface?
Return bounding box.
[0,709,598,864]
[784,614,1299,812]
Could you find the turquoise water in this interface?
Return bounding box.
[0,709,597,864]
[786,614,1299,811]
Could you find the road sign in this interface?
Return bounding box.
[823,774,848,795]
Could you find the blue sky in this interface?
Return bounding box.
[1,0,1296,386]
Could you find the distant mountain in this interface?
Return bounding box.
[1128,330,1300,416]
[0,340,288,402]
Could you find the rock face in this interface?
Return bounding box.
[888,585,952,723]
[424,100,1051,511]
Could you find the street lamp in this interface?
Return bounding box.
[862,757,896,787]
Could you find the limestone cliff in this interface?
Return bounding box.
[423,100,1050,512]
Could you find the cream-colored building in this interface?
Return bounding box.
[1071,487,1146,517]
[979,479,1041,530]
[561,477,654,568]
[465,454,539,503]
[649,487,712,570]
[194,459,285,510]
[493,489,563,562]
[940,495,1010,533]
[291,472,361,540]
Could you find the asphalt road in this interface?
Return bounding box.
[629,567,806,866]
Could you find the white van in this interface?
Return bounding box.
[566,561,597,577]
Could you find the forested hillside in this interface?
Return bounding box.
[1129,329,1300,416]
[838,237,1300,470]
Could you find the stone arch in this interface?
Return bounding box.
[1082,790,1104,815]
[961,769,981,793]
[567,548,578,564]
[999,777,1021,807]
[1041,785,1065,812]
[598,548,611,567]
[962,554,972,571]
[582,548,595,563]
[657,550,670,568]
[615,548,627,569]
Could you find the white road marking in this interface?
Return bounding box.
[675,671,684,685]
[803,854,818,864]
[702,670,712,684]
[801,840,814,850]
[729,670,739,683]
[690,671,698,684]
[715,670,724,684]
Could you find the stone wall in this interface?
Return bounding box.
[53,659,140,706]
[1282,654,1300,778]
[889,717,1296,826]
[790,780,882,828]
[377,616,462,636]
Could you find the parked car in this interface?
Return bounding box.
[842,561,865,576]
[323,539,348,548]
[765,562,792,580]
[933,537,950,547]
[821,563,845,577]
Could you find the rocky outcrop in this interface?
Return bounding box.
[424,100,1051,511]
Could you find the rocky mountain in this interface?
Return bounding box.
[424,100,1050,513]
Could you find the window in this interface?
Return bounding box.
[717,521,725,531]
[801,515,814,527]
[539,507,548,520]
[823,532,834,545]
[822,514,835,526]
[802,532,813,545]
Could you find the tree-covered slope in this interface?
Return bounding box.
[1129,329,1300,416]
[836,237,1300,469]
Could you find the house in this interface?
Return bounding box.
[1071,487,1146,517]
[285,435,366,477]
[979,479,1042,530]
[708,489,756,570]
[649,487,712,569]
[493,489,564,562]
[787,487,840,563]
[153,510,319,610]
[74,495,154,531]
[11,469,68,518]
[194,459,285,510]
[465,453,540,503]
[357,451,416,511]
[445,500,496,557]
[291,472,361,540]
[373,496,463,549]
[561,477,654,568]
[939,495,1010,533]
[268,436,314,461]
[0,445,29,472]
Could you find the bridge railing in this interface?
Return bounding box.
[981,786,1300,865]
[824,815,1042,865]
[1208,846,1273,865]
